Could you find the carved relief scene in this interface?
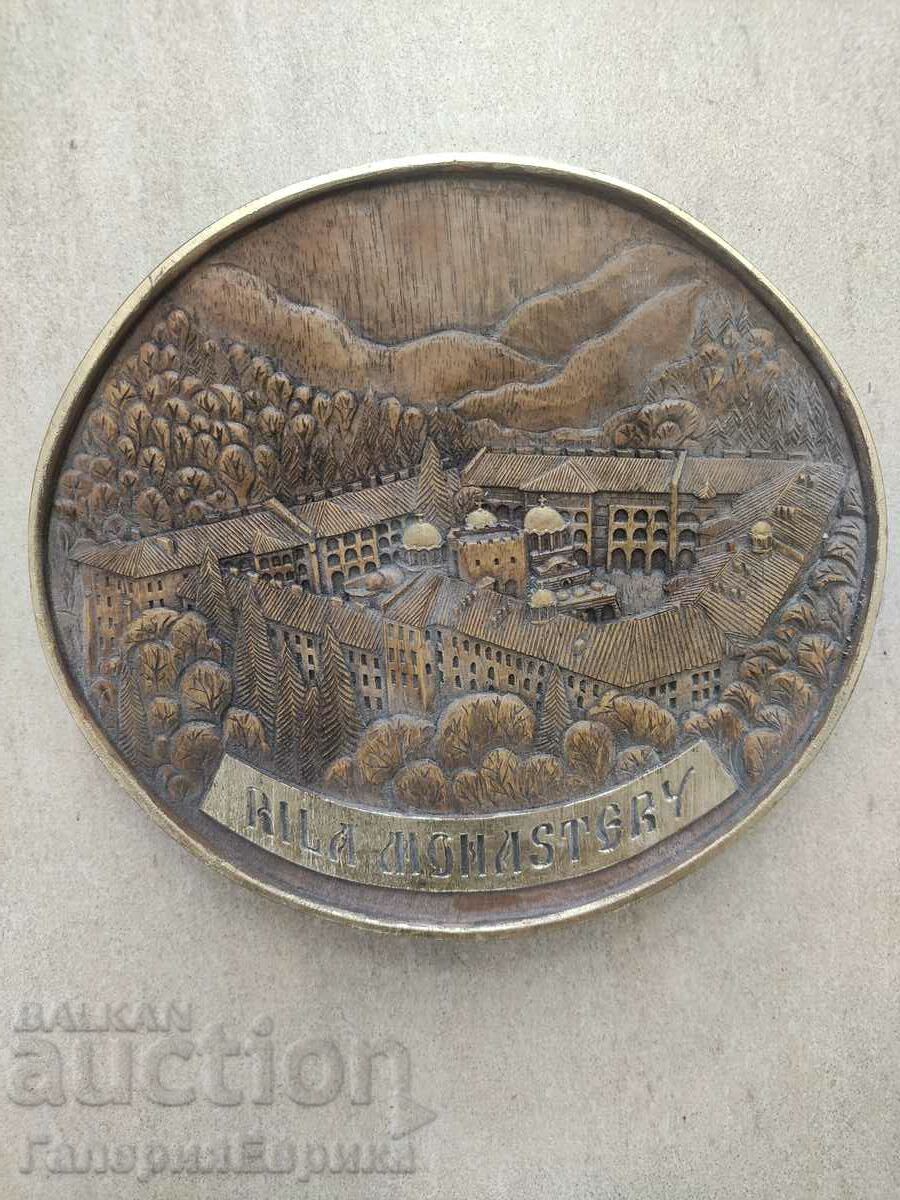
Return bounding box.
[46,173,867,850]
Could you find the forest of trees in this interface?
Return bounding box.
[600,295,847,462]
[682,485,865,783]
[53,306,480,546]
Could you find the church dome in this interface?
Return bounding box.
[524,498,566,535]
[465,506,497,532]
[750,519,773,554]
[529,586,557,609]
[402,518,442,551]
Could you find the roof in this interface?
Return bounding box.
[462,449,801,499]
[687,461,846,640]
[71,499,313,579]
[293,469,459,539]
[445,585,726,688]
[701,462,845,558]
[252,577,383,654]
[679,456,798,497]
[381,571,470,629]
[462,451,676,494]
[693,546,806,639]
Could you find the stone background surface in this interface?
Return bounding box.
[1,2,897,1196]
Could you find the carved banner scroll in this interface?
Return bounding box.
[202,741,736,892]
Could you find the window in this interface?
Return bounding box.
[391,671,397,684]
[454,675,461,688]
[374,676,381,689]
[362,674,369,686]
[508,673,515,686]
[344,532,356,545]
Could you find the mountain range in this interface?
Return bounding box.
[175,242,705,432]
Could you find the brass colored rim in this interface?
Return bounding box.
[28,155,887,935]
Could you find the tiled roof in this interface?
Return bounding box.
[701,462,845,557]
[381,571,470,629]
[694,546,805,639]
[71,500,313,578]
[679,456,799,498]
[443,586,725,688]
[293,469,459,538]
[463,451,676,494]
[253,578,383,654]
[463,449,803,499]
[687,461,845,639]
[294,477,418,538]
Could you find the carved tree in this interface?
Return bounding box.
[535,667,572,754]
[194,546,233,639]
[298,683,324,781]
[117,659,151,770]
[273,645,308,782]
[232,584,277,731]
[415,438,454,532]
[318,626,363,765]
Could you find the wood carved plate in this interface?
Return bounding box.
[30,157,886,933]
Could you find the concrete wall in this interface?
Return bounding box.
[1,3,897,1197]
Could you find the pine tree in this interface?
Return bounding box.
[273,644,307,782]
[298,683,323,782]
[535,667,572,755]
[233,584,278,732]
[194,547,233,640]
[318,624,363,765]
[416,438,454,532]
[117,658,151,770]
